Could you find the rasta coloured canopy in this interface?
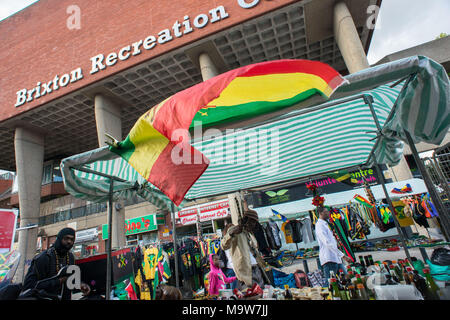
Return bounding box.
[108,59,347,205]
[61,56,450,212]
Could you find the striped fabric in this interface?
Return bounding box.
[61,56,450,209]
[185,82,399,199]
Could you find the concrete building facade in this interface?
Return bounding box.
[1,0,394,282]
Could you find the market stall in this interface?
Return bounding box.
[61,55,450,300]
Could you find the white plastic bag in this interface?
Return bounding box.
[373,285,424,300]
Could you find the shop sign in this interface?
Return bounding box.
[0,209,18,253]
[102,214,157,240]
[252,167,380,208]
[75,228,98,244]
[177,200,229,225]
[199,201,230,222]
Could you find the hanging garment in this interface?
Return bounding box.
[253,222,272,256]
[301,218,316,242]
[264,221,282,250]
[178,248,195,279]
[413,201,430,228]
[143,247,159,281]
[152,249,172,299]
[376,205,396,232]
[281,221,295,244]
[328,216,356,263]
[422,196,439,218]
[347,205,370,240]
[291,220,304,244]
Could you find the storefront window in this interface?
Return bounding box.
[53,164,63,182]
[42,164,52,185]
[126,235,139,247]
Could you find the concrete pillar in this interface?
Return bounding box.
[94,94,126,249]
[387,156,414,182]
[333,1,370,74]
[199,52,219,81]
[333,2,413,180]
[14,127,44,282]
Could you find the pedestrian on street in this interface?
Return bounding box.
[315,206,352,286]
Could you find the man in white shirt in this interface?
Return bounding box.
[315,206,352,286]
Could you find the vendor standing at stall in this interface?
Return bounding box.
[221,210,266,289]
[315,207,352,286]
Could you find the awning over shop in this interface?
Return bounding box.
[61,56,450,211]
[254,178,428,222]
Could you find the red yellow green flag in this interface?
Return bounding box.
[353,194,375,208]
[110,59,347,206]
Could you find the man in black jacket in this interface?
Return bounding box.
[21,227,90,300]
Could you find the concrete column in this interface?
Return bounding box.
[333,1,370,74]
[14,127,44,282]
[334,2,413,180]
[199,52,219,81]
[387,156,414,182]
[94,94,126,249]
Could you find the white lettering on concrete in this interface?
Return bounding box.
[118,45,131,60]
[90,54,105,74]
[193,14,209,29]
[209,6,229,23]
[143,36,156,50]
[237,0,260,9]
[106,52,118,66]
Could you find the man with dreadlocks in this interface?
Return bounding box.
[221,209,267,289]
[22,227,90,300]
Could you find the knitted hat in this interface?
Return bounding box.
[244,209,259,221]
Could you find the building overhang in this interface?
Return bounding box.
[0,0,380,171]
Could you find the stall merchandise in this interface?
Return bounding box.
[61,55,450,299]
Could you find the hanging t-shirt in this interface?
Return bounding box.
[143,247,159,280]
[281,221,294,244]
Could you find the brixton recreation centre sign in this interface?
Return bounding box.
[14,0,267,108]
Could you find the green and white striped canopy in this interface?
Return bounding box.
[61,56,450,211]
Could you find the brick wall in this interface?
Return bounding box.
[0,0,296,122]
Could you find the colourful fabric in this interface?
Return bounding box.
[281,221,294,244]
[109,59,346,205]
[391,183,412,194]
[142,247,158,280]
[353,194,374,208]
[208,254,237,296]
[125,278,138,300]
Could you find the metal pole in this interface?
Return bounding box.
[430,156,450,202]
[16,224,38,281]
[373,162,413,264]
[106,179,114,300]
[403,130,450,242]
[171,203,180,288]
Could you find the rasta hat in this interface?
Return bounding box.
[54,227,76,255]
[243,209,259,221]
[57,227,76,239]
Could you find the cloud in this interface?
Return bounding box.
[368,0,450,64]
[0,0,39,21]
